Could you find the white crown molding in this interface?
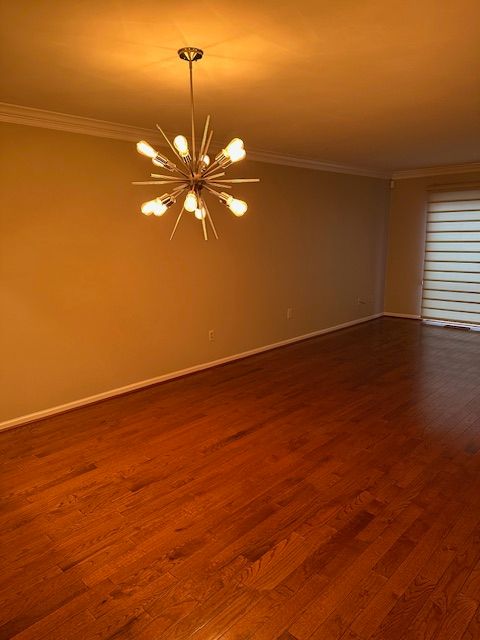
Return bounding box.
[244,148,389,178]
[392,163,480,179]
[0,102,389,178]
[3,102,478,180]
[0,101,157,143]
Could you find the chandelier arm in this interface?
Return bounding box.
[156,125,191,178]
[198,115,211,169]
[135,178,186,183]
[204,185,224,199]
[212,178,260,183]
[150,173,186,180]
[203,129,214,159]
[171,184,188,195]
[205,171,226,180]
[202,200,219,240]
[132,180,187,186]
[202,159,223,178]
[201,214,208,241]
[169,206,185,241]
[207,181,232,189]
[169,185,187,204]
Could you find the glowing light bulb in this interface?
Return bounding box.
[225,138,246,163]
[201,154,210,167]
[229,146,246,162]
[195,206,206,220]
[216,138,246,167]
[141,199,167,217]
[137,140,175,171]
[226,138,243,152]
[152,203,168,217]
[136,140,157,158]
[226,196,248,216]
[173,135,189,157]
[184,191,198,213]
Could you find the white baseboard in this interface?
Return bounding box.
[0,313,382,432]
[383,312,421,320]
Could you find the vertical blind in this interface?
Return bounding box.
[422,188,480,327]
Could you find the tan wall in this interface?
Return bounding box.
[384,171,480,316]
[0,123,389,424]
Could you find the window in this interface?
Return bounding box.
[422,188,480,328]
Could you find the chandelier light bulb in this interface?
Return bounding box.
[215,138,246,167]
[137,140,157,159]
[225,138,246,163]
[184,191,198,213]
[226,138,244,153]
[141,199,168,217]
[195,206,206,220]
[152,204,168,217]
[137,140,175,171]
[200,154,210,168]
[173,135,190,157]
[229,147,246,162]
[229,138,243,147]
[226,195,248,216]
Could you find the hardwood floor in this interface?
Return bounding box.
[1,317,480,639]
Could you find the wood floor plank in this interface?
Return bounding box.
[462,603,480,640]
[405,520,480,640]
[434,593,478,640]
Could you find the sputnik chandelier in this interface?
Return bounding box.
[134,47,259,240]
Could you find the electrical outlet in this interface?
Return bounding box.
[287,307,293,320]
[208,329,215,342]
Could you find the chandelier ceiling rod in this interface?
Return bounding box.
[188,58,196,164]
[178,46,203,166]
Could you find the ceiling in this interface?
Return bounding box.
[1,0,479,172]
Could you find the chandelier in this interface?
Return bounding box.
[134,47,259,240]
